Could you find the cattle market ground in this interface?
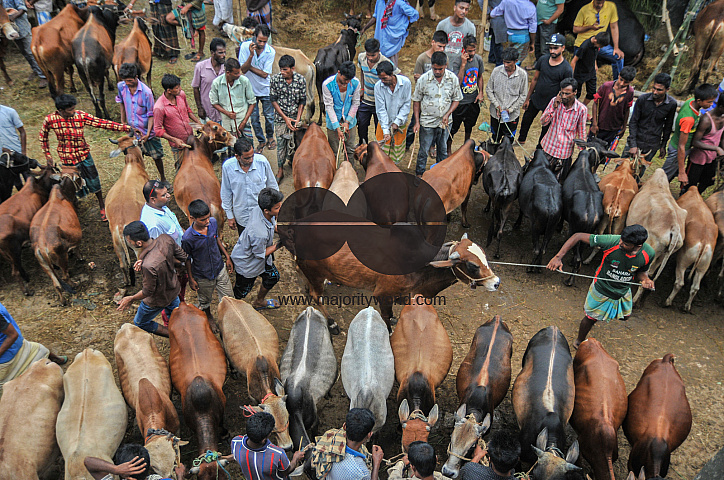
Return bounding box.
[0,1,723,479]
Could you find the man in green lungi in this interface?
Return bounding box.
[546,224,655,348]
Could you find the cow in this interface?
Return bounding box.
[442,315,513,478]
[327,159,359,206]
[0,150,40,203]
[169,303,228,480]
[112,17,152,86]
[56,349,128,480]
[679,0,724,92]
[623,354,692,479]
[217,297,293,450]
[482,138,523,257]
[106,135,149,286]
[293,122,337,191]
[664,186,718,312]
[341,307,395,433]
[705,189,724,299]
[29,169,82,305]
[570,338,628,480]
[0,4,20,86]
[280,307,337,452]
[390,297,452,452]
[514,149,563,273]
[354,141,410,225]
[114,324,183,478]
[0,359,64,480]
[626,168,687,305]
[174,122,235,230]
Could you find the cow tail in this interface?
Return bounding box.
[119,224,136,286]
[34,245,74,294]
[687,243,712,281]
[653,228,682,281]
[308,63,317,120]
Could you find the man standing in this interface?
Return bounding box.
[371,0,419,67]
[412,52,462,177]
[684,96,724,193]
[246,0,272,31]
[483,0,506,66]
[40,94,133,221]
[239,24,276,153]
[573,0,624,80]
[535,0,564,59]
[590,66,636,148]
[270,54,307,183]
[221,137,278,235]
[460,432,520,480]
[154,74,203,167]
[490,0,537,65]
[357,39,398,146]
[436,0,476,68]
[448,34,484,153]
[140,180,184,246]
[409,30,447,151]
[571,31,610,105]
[192,38,226,123]
[486,48,528,144]
[547,225,655,348]
[540,78,587,176]
[210,58,256,139]
[517,34,572,146]
[137,0,180,64]
[0,104,26,155]
[322,62,361,164]
[374,61,411,164]
[2,0,47,87]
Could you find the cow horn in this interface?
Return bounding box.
[189,466,200,475]
[565,463,582,471]
[108,138,119,144]
[461,233,468,240]
[449,251,461,260]
[532,446,545,458]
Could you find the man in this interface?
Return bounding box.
[270,54,307,183]
[165,0,206,63]
[140,180,184,246]
[490,0,537,65]
[547,225,655,348]
[127,0,179,64]
[535,0,565,59]
[483,0,506,66]
[40,94,133,221]
[230,187,283,309]
[540,77,587,176]
[388,441,448,480]
[322,408,384,480]
[221,137,278,235]
[573,0,624,80]
[460,431,520,480]
[624,73,677,177]
[357,39,398,145]
[2,0,47,87]
[571,31,610,105]
[436,0,476,68]
[0,104,26,155]
[517,34,572,146]
[374,60,411,164]
[239,24,276,153]
[590,65,636,148]
[85,444,186,480]
[212,0,233,32]
[409,30,447,151]
[370,0,420,67]
[685,94,724,193]
[27,0,52,25]
[322,61,361,164]
[448,34,484,153]
[117,221,188,338]
[412,51,462,177]
[153,74,203,167]
[246,0,272,31]
[192,38,226,123]
[486,47,528,144]
[662,83,718,184]
[116,63,167,183]
[210,58,256,139]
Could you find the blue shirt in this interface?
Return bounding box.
[238,40,276,97]
[181,217,225,281]
[140,204,185,247]
[0,303,24,364]
[373,0,419,58]
[231,206,276,278]
[220,154,278,227]
[491,0,538,33]
[116,80,156,136]
[0,105,23,153]
[2,0,31,38]
[230,436,290,480]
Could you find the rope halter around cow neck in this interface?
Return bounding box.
[241,393,290,433]
[192,450,231,480]
[145,428,184,470]
[447,243,498,287]
[446,413,489,465]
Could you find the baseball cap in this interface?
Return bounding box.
[547,33,566,46]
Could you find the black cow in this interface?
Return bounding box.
[515,149,562,273]
[0,151,40,203]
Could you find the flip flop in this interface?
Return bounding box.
[254,299,280,310]
[254,143,266,154]
[56,355,69,365]
[168,57,178,65]
[184,52,198,60]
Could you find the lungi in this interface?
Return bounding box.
[150,2,181,59]
[584,282,633,323]
[375,122,407,164]
[0,340,49,393]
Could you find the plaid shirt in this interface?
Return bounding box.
[540,97,587,159]
[269,72,307,123]
[40,110,129,165]
[116,80,155,137]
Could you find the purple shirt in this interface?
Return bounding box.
[231,436,290,480]
[181,217,225,281]
[191,58,225,123]
[115,80,155,136]
[491,0,537,33]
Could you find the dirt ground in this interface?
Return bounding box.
[0,0,722,479]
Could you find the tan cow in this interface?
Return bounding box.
[665,186,718,312]
[705,190,724,298]
[0,359,64,480]
[56,349,127,480]
[114,324,183,478]
[328,160,359,205]
[680,0,724,92]
[217,297,292,450]
[293,122,337,191]
[112,17,152,85]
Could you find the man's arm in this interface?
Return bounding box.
[193,87,206,120]
[217,235,233,273]
[84,456,147,480]
[661,104,676,155]
[39,116,52,163]
[370,445,384,480]
[627,101,641,152]
[413,100,421,133]
[321,81,340,129]
[509,72,528,114]
[570,54,579,72]
[17,125,26,156]
[523,69,540,109]
[394,82,412,129]
[634,269,655,290]
[345,83,361,125]
[572,8,598,35]
[220,163,236,229]
[374,83,392,135]
[591,98,599,133]
[677,128,690,183]
[173,241,189,264]
[82,111,131,133]
[277,451,305,477]
[547,232,592,270]
[610,21,624,59]
[691,114,723,154]
[540,97,557,125]
[0,322,19,359]
[544,3,565,24]
[486,71,501,113]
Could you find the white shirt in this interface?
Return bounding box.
[140,204,184,246]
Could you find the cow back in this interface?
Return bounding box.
[0,175,47,225]
[423,140,478,213]
[599,160,638,219]
[174,135,224,228]
[678,187,719,249]
[29,184,82,250]
[113,18,151,76]
[327,160,359,206]
[0,359,64,480]
[105,148,148,229]
[292,122,336,190]
[705,190,724,259]
[72,11,114,64]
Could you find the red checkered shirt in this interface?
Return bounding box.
[40,110,129,165]
[540,97,588,160]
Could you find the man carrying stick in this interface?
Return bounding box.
[210,58,256,140]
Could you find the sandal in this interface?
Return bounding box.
[100,209,108,222]
[266,140,276,150]
[168,57,178,65]
[254,299,280,311]
[254,142,266,154]
[184,52,198,60]
[55,355,69,365]
[191,53,204,62]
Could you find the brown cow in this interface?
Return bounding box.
[174,121,234,230]
[623,354,692,478]
[112,17,152,85]
[680,0,724,92]
[570,338,628,480]
[390,297,452,452]
[664,186,718,312]
[29,168,82,305]
[292,122,336,191]
[106,135,149,286]
[31,4,89,97]
[327,159,359,206]
[705,190,724,299]
[0,4,20,86]
[355,141,408,225]
[169,302,229,480]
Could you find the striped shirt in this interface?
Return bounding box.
[40,111,129,165]
[358,52,398,106]
[116,80,156,137]
[540,97,587,160]
[231,435,290,480]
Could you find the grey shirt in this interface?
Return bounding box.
[436,16,477,67]
[231,206,275,278]
[220,154,278,227]
[460,463,513,480]
[450,54,485,105]
[486,64,529,120]
[374,74,412,134]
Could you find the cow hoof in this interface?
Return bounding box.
[461,221,470,228]
[327,320,340,335]
[564,277,574,287]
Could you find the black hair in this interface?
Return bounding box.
[114,444,152,480]
[653,73,671,89]
[142,179,171,202]
[593,31,611,47]
[487,431,520,473]
[258,187,284,211]
[118,62,139,80]
[462,34,477,50]
[55,94,77,111]
[501,47,519,63]
[364,38,380,54]
[345,408,375,442]
[621,224,648,245]
[694,83,719,101]
[377,60,394,77]
[189,199,211,218]
[407,442,436,477]
[225,57,241,71]
[620,66,637,82]
[560,77,579,93]
[254,24,271,39]
[431,51,448,66]
[161,73,181,91]
[455,0,470,4]
[234,136,254,155]
[338,61,356,80]
[279,54,295,69]
[241,16,259,29]
[246,411,275,443]
[433,30,448,45]
[210,37,226,53]
[124,221,150,243]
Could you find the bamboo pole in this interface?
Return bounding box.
[480,0,489,50]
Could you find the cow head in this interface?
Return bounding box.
[144,430,189,479]
[441,405,491,478]
[245,379,293,450]
[573,137,619,171]
[354,142,369,167]
[222,23,254,43]
[428,234,500,291]
[342,13,363,32]
[200,121,235,147]
[0,19,19,41]
[399,399,438,452]
[531,428,581,480]
[108,135,142,160]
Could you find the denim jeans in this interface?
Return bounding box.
[15,35,45,78]
[133,296,180,333]
[250,95,275,144]
[416,126,448,176]
[597,45,624,81]
[357,102,378,144]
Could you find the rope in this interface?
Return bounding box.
[487,260,644,286]
[192,451,231,479]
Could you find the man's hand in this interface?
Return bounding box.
[284,116,297,131]
[291,450,305,464]
[715,146,724,157]
[371,445,384,466]
[391,123,399,134]
[117,295,135,311]
[547,255,563,271]
[133,259,143,271]
[629,147,638,157]
[413,121,420,134]
[114,457,148,477]
[189,277,199,291]
[174,464,187,479]
[543,17,553,25]
[226,111,237,120]
[591,22,602,31]
[553,93,562,108]
[441,113,450,128]
[226,257,234,274]
[659,147,666,158]
[590,124,599,135]
[238,120,247,131]
[679,171,688,185]
[460,50,470,63]
[337,127,345,139]
[228,218,236,230]
[342,121,350,134]
[249,42,258,54]
[618,126,626,137]
[198,106,206,120]
[471,443,487,463]
[180,4,191,14]
[141,131,151,143]
[414,73,421,81]
[613,47,625,59]
[522,99,529,110]
[640,277,655,290]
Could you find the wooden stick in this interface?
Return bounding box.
[480,0,489,50]
[407,142,417,170]
[336,136,343,168]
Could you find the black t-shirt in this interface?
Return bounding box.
[530,55,574,111]
[573,38,598,79]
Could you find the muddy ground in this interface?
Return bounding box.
[0,0,722,478]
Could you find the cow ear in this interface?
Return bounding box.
[398,399,410,423]
[573,138,589,148]
[428,259,455,268]
[274,377,285,396]
[536,428,548,451]
[638,467,646,480]
[178,440,189,446]
[625,473,636,480]
[455,403,466,421]
[427,404,439,428]
[532,445,545,458]
[480,413,491,432]
[604,150,620,158]
[461,233,468,240]
[565,439,579,464]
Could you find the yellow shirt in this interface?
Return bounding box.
[573,1,619,46]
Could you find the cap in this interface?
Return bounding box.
[547,33,565,46]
